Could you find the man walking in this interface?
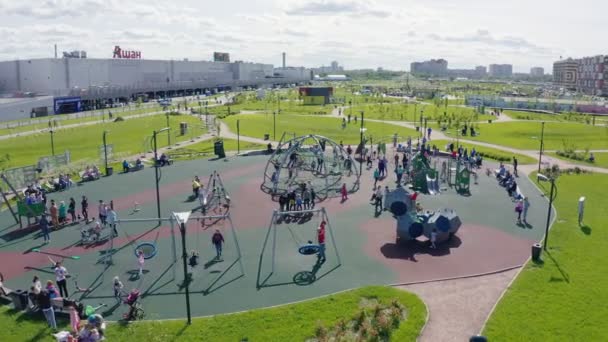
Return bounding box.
[98,200,107,226]
[81,196,89,222]
[211,229,224,260]
[107,207,118,237]
[513,156,519,177]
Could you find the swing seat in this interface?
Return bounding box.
[298,244,320,255]
[134,242,157,260]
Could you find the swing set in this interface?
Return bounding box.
[263,207,341,277]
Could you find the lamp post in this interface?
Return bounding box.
[537,121,545,173]
[537,173,557,251]
[179,221,192,324]
[165,113,171,146]
[152,127,169,224]
[49,129,55,156]
[236,119,240,154]
[359,111,365,176]
[273,111,276,141]
[102,130,110,176]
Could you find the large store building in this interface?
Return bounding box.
[553,55,608,96]
[0,51,312,121]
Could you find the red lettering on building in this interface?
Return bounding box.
[112,45,141,59]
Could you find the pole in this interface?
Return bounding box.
[103,131,109,176]
[153,131,161,224]
[50,130,55,156]
[359,111,364,176]
[273,111,276,140]
[538,121,545,173]
[166,114,171,146]
[543,179,556,251]
[236,119,240,154]
[180,222,192,324]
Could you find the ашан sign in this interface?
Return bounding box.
[112,46,141,59]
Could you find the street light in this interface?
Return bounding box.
[165,113,171,146]
[273,111,277,141]
[537,173,558,251]
[49,129,55,156]
[537,121,545,173]
[152,127,170,224]
[178,220,192,324]
[103,130,110,176]
[359,111,365,176]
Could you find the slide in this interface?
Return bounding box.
[426,175,437,195]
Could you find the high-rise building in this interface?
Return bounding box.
[410,59,448,77]
[577,55,607,96]
[488,64,513,78]
[475,66,487,77]
[313,61,344,74]
[530,67,544,76]
[553,58,579,90]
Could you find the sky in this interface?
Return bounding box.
[0,0,606,73]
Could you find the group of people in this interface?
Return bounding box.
[495,162,531,224]
[122,158,143,173]
[278,182,317,212]
[447,143,484,169]
[81,165,101,182]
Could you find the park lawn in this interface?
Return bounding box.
[0,114,206,169]
[0,105,169,137]
[484,173,608,340]
[0,286,426,342]
[443,121,608,150]
[501,110,607,124]
[432,140,537,164]
[349,103,493,123]
[169,138,267,160]
[548,152,608,169]
[222,114,418,144]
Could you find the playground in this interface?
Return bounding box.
[0,141,547,322]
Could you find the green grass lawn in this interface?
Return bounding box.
[0,114,206,169]
[502,110,608,124]
[432,139,537,164]
[484,173,608,340]
[0,286,426,341]
[443,121,608,150]
[349,103,493,123]
[0,105,169,137]
[548,152,608,169]
[169,138,267,160]
[222,114,418,144]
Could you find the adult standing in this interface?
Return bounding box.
[38,287,57,330]
[374,186,383,214]
[54,261,69,298]
[49,200,59,229]
[523,197,530,224]
[513,156,519,177]
[98,200,107,226]
[81,196,89,222]
[427,127,432,140]
[68,198,76,223]
[395,165,405,186]
[317,221,326,263]
[39,214,50,244]
[107,207,118,237]
[211,229,224,260]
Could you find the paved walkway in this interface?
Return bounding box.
[398,268,520,342]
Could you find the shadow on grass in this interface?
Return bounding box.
[580,225,592,235]
[532,249,570,283]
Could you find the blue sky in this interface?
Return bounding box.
[0,0,605,72]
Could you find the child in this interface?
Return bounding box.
[340,183,348,201]
[113,276,124,303]
[295,192,303,211]
[68,304,80,334]
[430,229,437,249]
[32,276,42,292]
[188,251,199,268]
[515,199,524,224]
[46,280,58,299]
[137,249,145,277]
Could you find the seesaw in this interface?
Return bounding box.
[31,248,81,260]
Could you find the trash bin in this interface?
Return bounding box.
[264,134,270,141]
[18,289,29,309]
[180,122,188,135]
[106,167,113,176]
[531,243,542,261]
[415,126,420,132]
[469,336,488,342]
[214,140,226,158]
